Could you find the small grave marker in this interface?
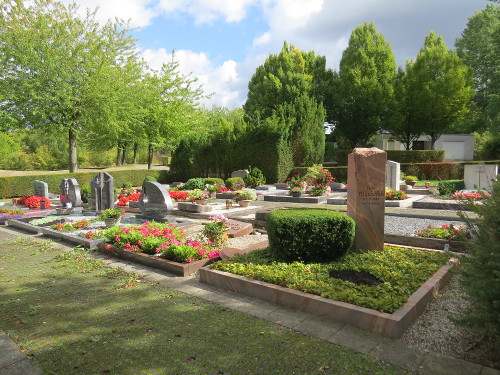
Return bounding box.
[33,180,49,198]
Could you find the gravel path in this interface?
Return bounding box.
[384,215,463,236]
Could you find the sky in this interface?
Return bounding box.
[64,0,490,109]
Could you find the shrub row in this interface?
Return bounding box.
[267,208,355,263]
[401,162,464,180]
[0,169,166,199]
[386,150,445,163]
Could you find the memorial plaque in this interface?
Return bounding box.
[464,164,498,191]
[34,180,49,198]
[90,172,114,210]
[347,148,386,251]
[139,181,173,217]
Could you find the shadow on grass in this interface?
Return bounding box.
[0,241,405,375]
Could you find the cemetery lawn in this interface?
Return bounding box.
[0,238,408,375]
[211,246,452,313]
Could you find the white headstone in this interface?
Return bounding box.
[386,160,400,191]
[464,164,498,191]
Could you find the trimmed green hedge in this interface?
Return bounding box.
[386,150,445,163]
[401,162,463,180]
[267,208,355,263]
[0,169,165,199]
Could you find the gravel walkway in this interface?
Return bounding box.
[384,215,463,236]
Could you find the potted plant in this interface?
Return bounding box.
[404,175,418,187]
[187,189,209,205]
[202,214,229,248]
[98,208,125,228]
[234,189,257,207]
[205,184,218,198]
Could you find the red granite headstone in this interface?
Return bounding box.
[347,148,386,251]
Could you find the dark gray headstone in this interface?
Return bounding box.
[33,180,49,198]
[139,181,173,217]
[90,172,114,211]
[59,178,82,207]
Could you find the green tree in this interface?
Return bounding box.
[137,60,204,169]
[411,32,474,149]
[456,4,500,132]
[388,65,424,150]
[331,22,397,148]
[0,0,140,172]
[244,41,332,120]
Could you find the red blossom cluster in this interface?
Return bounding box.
[168,190,189,201]
[116,191,141,206]
[13,195,51,209]
[451,191,490,200]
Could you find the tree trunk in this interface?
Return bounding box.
[121,143,127,165]
[69,128,78,173]
[116,143,122,166]
[148,143,153,169]
[133,143,138,164]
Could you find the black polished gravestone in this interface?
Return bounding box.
[90,172,114,211]
[59,178,82,208]
[138,181,174,219]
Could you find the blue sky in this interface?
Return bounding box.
[66,0,490,109]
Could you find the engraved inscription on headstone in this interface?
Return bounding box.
[139,181,173,217]
[90,172,114,210]
[347,148,386,251]
[34,180,49,198]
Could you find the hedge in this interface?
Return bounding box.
[267,208,355,262]
[386,150,445,163]
[401,162,463,180]
[0,169,166,199]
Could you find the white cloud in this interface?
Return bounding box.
[142,48,245,108]
[61,0,157,27]
[156,0,258,24]
[253,32,272,46]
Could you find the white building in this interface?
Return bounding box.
[373,133,475,161]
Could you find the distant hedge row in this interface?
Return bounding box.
[0,169,166,199]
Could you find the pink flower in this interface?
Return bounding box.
[105,244,113,251]
[442,225,449,229]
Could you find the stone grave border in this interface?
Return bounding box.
[327,195,426,208]
[263,195,328,204]
[96,242,217,277]
[200,261,454,338]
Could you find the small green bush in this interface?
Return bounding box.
[122,182,133,189]
[204,178,225,187]
[182,178,206,190]
[457,179,500,343]
[225,177,245,190]
[437,180,465,196]
[80,185,91,203]
[267,208,355,263]
[244,166,266,188]
[143,176,157,183]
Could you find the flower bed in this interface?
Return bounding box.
[0,208,24,225]
[116,190,141,206]
[168,190,189,201]
[13,195,51,209]
[451,191,490,200]
[385,190,408,200]
[415,223,470,241]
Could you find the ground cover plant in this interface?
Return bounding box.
[12,195,51,209]
[97,221,220,263]
[415,224,471,241]
[385,190,408,200]
[211,246,452,313]
[0,238,406,375]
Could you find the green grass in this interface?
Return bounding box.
[0,238,407,375]
[211,246,452,313]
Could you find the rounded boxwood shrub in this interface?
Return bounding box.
[182,178,206,190]
[225,177,245,190]
[267,208,355,263]
[204,177,225,187]
[143,176,157,183]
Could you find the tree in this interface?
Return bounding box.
[331,22,397,148]
[244,41,332,121]
[0,0,140,172]
[388,65,424,150]
[456,4,500,132]
[411,32,474,149]
[137,59,204,169]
